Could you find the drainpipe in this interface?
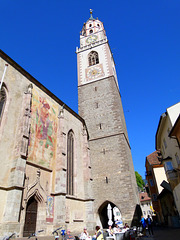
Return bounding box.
[0,64,8,91]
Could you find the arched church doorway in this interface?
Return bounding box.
[98,202,122,229]
[23,196,38,237]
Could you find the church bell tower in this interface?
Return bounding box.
[76,10,139,226]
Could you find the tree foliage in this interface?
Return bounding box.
[135,171,145,191]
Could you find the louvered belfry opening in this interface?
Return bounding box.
[88,51,99,66]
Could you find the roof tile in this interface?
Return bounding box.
[146,150,161,165]
[139,192,151,202]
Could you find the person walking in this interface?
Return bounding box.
[140,216,147,236]
[95,226,104,240]
[146,215,153,236]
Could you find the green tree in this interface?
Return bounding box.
[135,171,145,191]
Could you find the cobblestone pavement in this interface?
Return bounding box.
[139,226,180,240]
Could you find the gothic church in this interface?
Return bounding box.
[0,12,139,238]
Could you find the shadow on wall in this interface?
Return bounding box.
[131,204,142,227]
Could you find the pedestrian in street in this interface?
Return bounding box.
[107,225,114,236]
[113,224,121,234]
[65,230,75,240]
[123,223,129,230]
[79,227,90,240]
[107,225,115,239]
[146,215,153,236]
[140,216,147,236]
[95,226,104,240]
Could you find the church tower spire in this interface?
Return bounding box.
[76,12,139,226]
[77,11,119,90]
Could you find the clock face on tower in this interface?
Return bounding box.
[86,34,98,44]
[86,66,103,80]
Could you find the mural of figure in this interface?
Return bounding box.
[28,89,58,168]
[33,98,52,159]
[46,196,54,220]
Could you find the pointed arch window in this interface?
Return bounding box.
[88,51,99,66]
[67,131,74,195]
[0,86,7,124]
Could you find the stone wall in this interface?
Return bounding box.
[78,75,139,224]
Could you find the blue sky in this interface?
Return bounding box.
[1,1,180,178]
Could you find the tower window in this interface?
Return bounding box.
[67,130,74,195]
[88,51,99,66]
[89,29,93,34]
[0,86,7,124]
[106,177,108,183]
[89,24,92,27]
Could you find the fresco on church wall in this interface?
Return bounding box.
[46,196,54,222]
[28,88,58,168]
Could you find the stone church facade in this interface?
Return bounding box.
[0,51,94,237]
[0,12,139,238]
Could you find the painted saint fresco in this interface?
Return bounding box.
[46,196,54,222]
[28,88,58,168]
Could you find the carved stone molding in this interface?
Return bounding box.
[25,169,47,204]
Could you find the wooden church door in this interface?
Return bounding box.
[23,197,38,237]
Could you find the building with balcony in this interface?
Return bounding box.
[156,102,180,216]
[169,114,180,147]
[145,150,167,223]
[139,192,153,219]
[157,180,178,227]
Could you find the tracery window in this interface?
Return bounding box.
[88,51,99,66]
[0,86,7,124]
[67,130,74,195]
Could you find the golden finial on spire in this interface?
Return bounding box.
[89,9,94,19]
